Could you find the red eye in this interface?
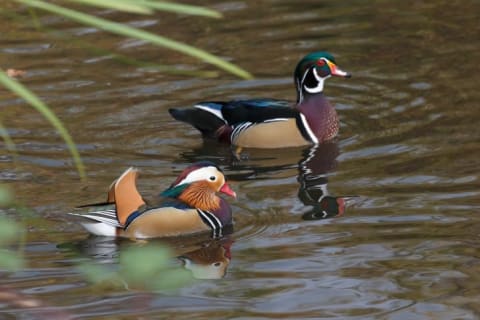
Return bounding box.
[316,60,325,66]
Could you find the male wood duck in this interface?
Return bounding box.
[169,51,351,148]
[69,161,236,239]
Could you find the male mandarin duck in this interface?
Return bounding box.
[69,161,236,239]
[169,51,351,148]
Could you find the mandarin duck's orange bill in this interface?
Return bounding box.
[69,161,236,239]
[169,51,351,148]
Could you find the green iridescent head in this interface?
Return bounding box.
[294,52,336,80]
[293,51,351,102]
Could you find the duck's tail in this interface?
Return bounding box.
[169,103,228,140]
[69,208,121,237]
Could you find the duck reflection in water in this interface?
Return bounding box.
[298,142,354,220]
[58,234,233,280]
[179,141,355,220]
[178,237,232,279]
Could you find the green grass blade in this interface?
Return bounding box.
[140,1,222,18]
[0,120,17,155]
[63,0,222,18]
[0,70,86,180]
[17,0,253,79]
[64,0,153,15]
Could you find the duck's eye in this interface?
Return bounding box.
[316,59,326,67]
[209,176,217,181]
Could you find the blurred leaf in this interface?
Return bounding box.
[120,244,192,290]
[120,245,171,283]
[16,0,253,79]
[0,185,14,207]
[0,217,23,244]
[0,69,86,180]
[77,262,117,283]
[147,268,192,291]
[78,245,191,291]
[0,250,25,270]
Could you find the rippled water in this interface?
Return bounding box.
[1,0,480,319]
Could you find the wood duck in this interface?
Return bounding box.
[169,51,351,148]
[69,161,236,239]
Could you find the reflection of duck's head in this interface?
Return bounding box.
[302,196,347,220]
[178,240,232,279]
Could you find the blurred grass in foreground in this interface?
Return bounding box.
[0,185,25,271]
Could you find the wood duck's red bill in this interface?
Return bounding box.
[326,60,351,78]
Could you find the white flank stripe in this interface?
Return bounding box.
[300,114,319,144]
[198,209,223,238]
[194,104,225,122]
[208,211,222,229]
[198,210,216,230]
[231,122,253,142]
[263,118,289,123]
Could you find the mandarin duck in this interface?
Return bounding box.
[69,161,236,239]
[169,52,351,149]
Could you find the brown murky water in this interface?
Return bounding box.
[1,0,480,319]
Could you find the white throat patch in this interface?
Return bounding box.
[303,68,328,94]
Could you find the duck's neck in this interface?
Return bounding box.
[212,198,233,226]
[178,183,233,226]
[296,93,339,143]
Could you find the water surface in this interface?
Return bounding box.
[1,0,480,319]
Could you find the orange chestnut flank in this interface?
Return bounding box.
[69,161,235,239]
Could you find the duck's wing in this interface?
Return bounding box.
[169,99,297,142]
[216,99,297,125]
[110,167,146,226]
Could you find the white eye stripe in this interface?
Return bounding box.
[177,166,220,186]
